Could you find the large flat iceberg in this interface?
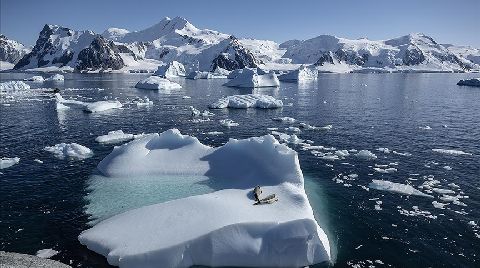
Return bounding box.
[79,129,331,267]
[209,94,283,109]
[135,76,182,90]
[224,68,280,88]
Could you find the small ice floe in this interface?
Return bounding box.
[448,183,460,188]
[34,159,43,164]
[209,94,283,109]
[432,201,448,209]
[285,127,301,134]
[335,150,350,158]
[377,147,390,154]
[0,81,30,90]
[457,78,480,87]
[0,157,20,169]
[392,150,411,156]
[190,106,214,117]
[419,125,432,130]
[219,119,239,127]
[355,150,377,160]
[135,97,153,107]
[45,74,65,81]
[373,167,397,174]
[56,102,70,110]
[469,221,478,227]
[369,180,433,197]
[443,165,452,171]
[298,122,317,130]
[182,96,191,99]
[36,248,59,259]
[84,100,122,113]
[432,149,472,156]
[271,131,303,144]
[398,206,437,219]
[135,76,182,90]
[24,75,45,82]
[439,194,468,206]
[432,188,456,195]
[206,131,223,135]
[44,143,93,160]
[374,200,383,211]
[272,117,296,123]
[223,68,279,88]
[95,130,134,144]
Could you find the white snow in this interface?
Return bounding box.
[369,180,433,197]
[46,74,65,81]
[0,157,20,169]
[432,149,472,156]
[219,119,239,127]
[0,81,30,90]
[135,76,182,90]
[373,167,397,173]
[278,65,318,82]
[355,150,377,160]
[84,100,122,113]
[95,130,134,144]
[154,61,186,78]
[24,76,45,82]
[44,143,93,160]
[224,68,280,88]
[78,129,331,267]
[36,249,59,259]
[272,117,296,123]
[209,94,283,109]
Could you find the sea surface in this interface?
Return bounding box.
[1,72,479,267]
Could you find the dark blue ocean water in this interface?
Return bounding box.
[1,72,479,267]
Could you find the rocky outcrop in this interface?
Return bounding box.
[0,35,29,64]
[76,36,124,71]
[210,36,261,71]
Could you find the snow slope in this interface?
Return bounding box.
[0,34,30,68]
[79,129,331,267]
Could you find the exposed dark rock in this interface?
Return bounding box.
[210,36,261,71]
[314,51,334,66]
[402,45,425,65]
[76,35,124,71]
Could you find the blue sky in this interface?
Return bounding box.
[1,0,479,46]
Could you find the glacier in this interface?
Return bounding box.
[78,129,331,267]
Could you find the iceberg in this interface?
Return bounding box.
[135,76,182,90]
[24,75,45,82]
[224,68,280,88]
[355,150,377,160]
[227,69,244,79]
[79,129,331,267]
[46,74,65,81]
[0,157,20,169]
[84,100,122,113]
[95,130,134,144]
[44,143,93,160]
[278,65,318,82]
[457,78,480,87]
[0,81,30,90]
[209,94,283,109]
[154,61,186,78]
[369,180,433,198]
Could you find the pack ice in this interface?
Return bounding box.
[135,76,182,90]
[209,94,283,109]
[224,68,280,88]
[78,129,331,267]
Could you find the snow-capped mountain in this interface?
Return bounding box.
[280,33,478,72]
[14,24,124,71]
[0,35,30,70]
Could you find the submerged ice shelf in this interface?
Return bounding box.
[79,129,331,267]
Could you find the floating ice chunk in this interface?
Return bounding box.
[36,249,59,259]
[0,157,20,169]
[46,74,64,81]
[209,94,283,109]
[432,149,472,156]
[44,143,93,160]
[398,206,437,219]
[34,159,43,164]
[285,127,301,133]
[190,106,214,117]
[79,129,331,267]
[335,150,350,158]
[448,183,460,188]
[84,101,122,113]
[373,167,397,173]
[457,78,480,87]
[355,150,377,160]
[24,75,44,82]
[135,76,182,90]
[55,93,85,105]
[272,117,296,123]
[432,201,448,209]
[186,71,226,79]
[219,119,239,127]
[0,81,30,90]
[154,61,186,78]
[377,148,391,154]
[419,125,432,130]
[443,165,452,171]
[271,131,303,144]
[206,131,223,135]
[369,180,433,197]
[182,96,191,99]
[278,65,318,82]
[318,124,333,130]
[224,68,280,88]
[95,130,134,144]
[432,188,455,194]
[135,97,153,107]
[392,150,411,156]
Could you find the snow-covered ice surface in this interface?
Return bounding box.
[134,76,182,90]
[369,180,433,198]
[84,100,122,113]
[0,157,20,169]
[432,148,472,156]
[0,81,30,90]
[44,143,93,160]
[95,130,134,144]
[209,94,283,109]
[224,68,280,88]
[79,129,331,267]
[24,75,45,82]
[36,248,59,259]
[154,61,186,78]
